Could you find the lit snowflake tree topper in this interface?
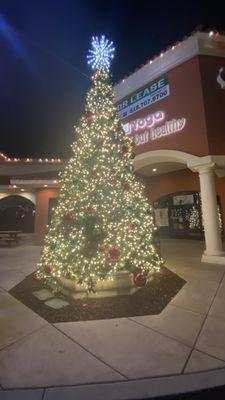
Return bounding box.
[87,35,115,71]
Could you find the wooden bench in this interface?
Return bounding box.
[0,231,22,246]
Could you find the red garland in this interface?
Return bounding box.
[108,246,121,260]
[128,223,135,231]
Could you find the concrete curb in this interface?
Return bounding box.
[1,367,225,400]
[43,367,225,399]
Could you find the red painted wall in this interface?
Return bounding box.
[119,56,209,157]
[199,55,225,155]
[143,169,199,202]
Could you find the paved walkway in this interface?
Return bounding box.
[1,238,225,399]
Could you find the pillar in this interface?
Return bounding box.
[196,163,225,264]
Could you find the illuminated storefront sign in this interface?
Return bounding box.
[116,74,170,119]
[122,112,186,146]
[122,111,165,135]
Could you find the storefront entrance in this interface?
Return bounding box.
[153,191,223,240]
[0,195,35,233]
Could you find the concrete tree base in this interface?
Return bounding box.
[60,270,146,299]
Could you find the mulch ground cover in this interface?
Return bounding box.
[9,267,185,323]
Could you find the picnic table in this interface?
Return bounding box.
[0,230,22,246]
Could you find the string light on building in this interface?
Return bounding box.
[116,28,224,86]
[0,155,62,164]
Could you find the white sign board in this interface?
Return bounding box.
[117,74,170,119]
[173,194,194,205]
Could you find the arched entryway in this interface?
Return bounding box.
[0,195,35,233]
[134,149,225,264]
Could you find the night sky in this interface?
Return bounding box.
[0,0,224,158]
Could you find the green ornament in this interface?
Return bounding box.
[124,165,131,172]
[51,243,58,251]
[146,239,154,245]
[99,184,111,194]
[73,179,80,187]
[130,152,136,159]
[77,277,84,285]
[125,204,133,213]
[124,259,132,269]
[92,227,102,237]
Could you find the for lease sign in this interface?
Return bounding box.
[116,74,170,119]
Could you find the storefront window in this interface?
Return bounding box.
[153,191,223,239]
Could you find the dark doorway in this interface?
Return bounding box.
[0,195,35,233]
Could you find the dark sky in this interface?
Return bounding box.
[0,0,224,158]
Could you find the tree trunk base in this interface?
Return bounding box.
[60,270,141,299]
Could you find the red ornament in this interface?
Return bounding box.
[86,205,96,213]
[95,138,105,147]
[107,179,115,186]
[128,223,135,231]
[47,265,54,273]
[98,243,106,253]
[67,212,76,221]
[116,128,123,136]
[123,183,131,192]
[34,273,42,281]
[121,145,129,155]
[133,272,147,287]
[86,113,94,123]
[108,246,121,260]
[91,169,98,178]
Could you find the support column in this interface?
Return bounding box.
[197,163,225,264]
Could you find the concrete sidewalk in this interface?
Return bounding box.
[1,238,225,399]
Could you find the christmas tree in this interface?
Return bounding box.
[189,206,201,230]
[36,36,162,293]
